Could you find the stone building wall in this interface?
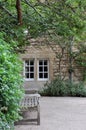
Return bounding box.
[20,37,83,90]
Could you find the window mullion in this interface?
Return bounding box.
[43,60,44,79]
[28,60,29,78]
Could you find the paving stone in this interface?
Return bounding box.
[15,97,86,130]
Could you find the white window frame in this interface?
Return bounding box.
[37,59,49,81]
[24,59,34,81]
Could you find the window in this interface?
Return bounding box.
[38,60,49,80]
[24,59,49,81]
[24,59,34,80]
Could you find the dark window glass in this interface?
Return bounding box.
[44,73,48,78]
[25,60,29,65]
[44,66,48,71]
[44,60,47,65]
[39,73,43,78]
[30,67,34,72]
[30,73,34,78]
[25,73,29,78]
[25,67,29,72]
[30,60,34,65]
[39,67,43,72]
[39,60,43,65]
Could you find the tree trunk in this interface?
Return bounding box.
[16,0,22,25]
[68,37,74,82]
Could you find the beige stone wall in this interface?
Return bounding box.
[20,44,55,90]
[20,38,83,90]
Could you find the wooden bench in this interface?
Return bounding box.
[20,94,40,125]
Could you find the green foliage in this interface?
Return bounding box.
[75,43,86,81]
[66,81,86,97]
[0,0,86,47]
[0,33,24,129]
[41,77,69,96]
[40,76,86,97]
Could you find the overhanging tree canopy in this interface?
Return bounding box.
[0,0,86,47]
[0,0,86,81]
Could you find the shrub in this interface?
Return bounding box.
[0,34,24,129]
[67,81,86,97]
[40,76,69,96]
[40,76,86,97]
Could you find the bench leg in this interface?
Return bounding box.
[37,104,40,125]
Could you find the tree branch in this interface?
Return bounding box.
[0,5,16,18]
[22,0,44,18]
[16,0,23,25]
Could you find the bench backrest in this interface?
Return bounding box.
[20,94,40,109]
